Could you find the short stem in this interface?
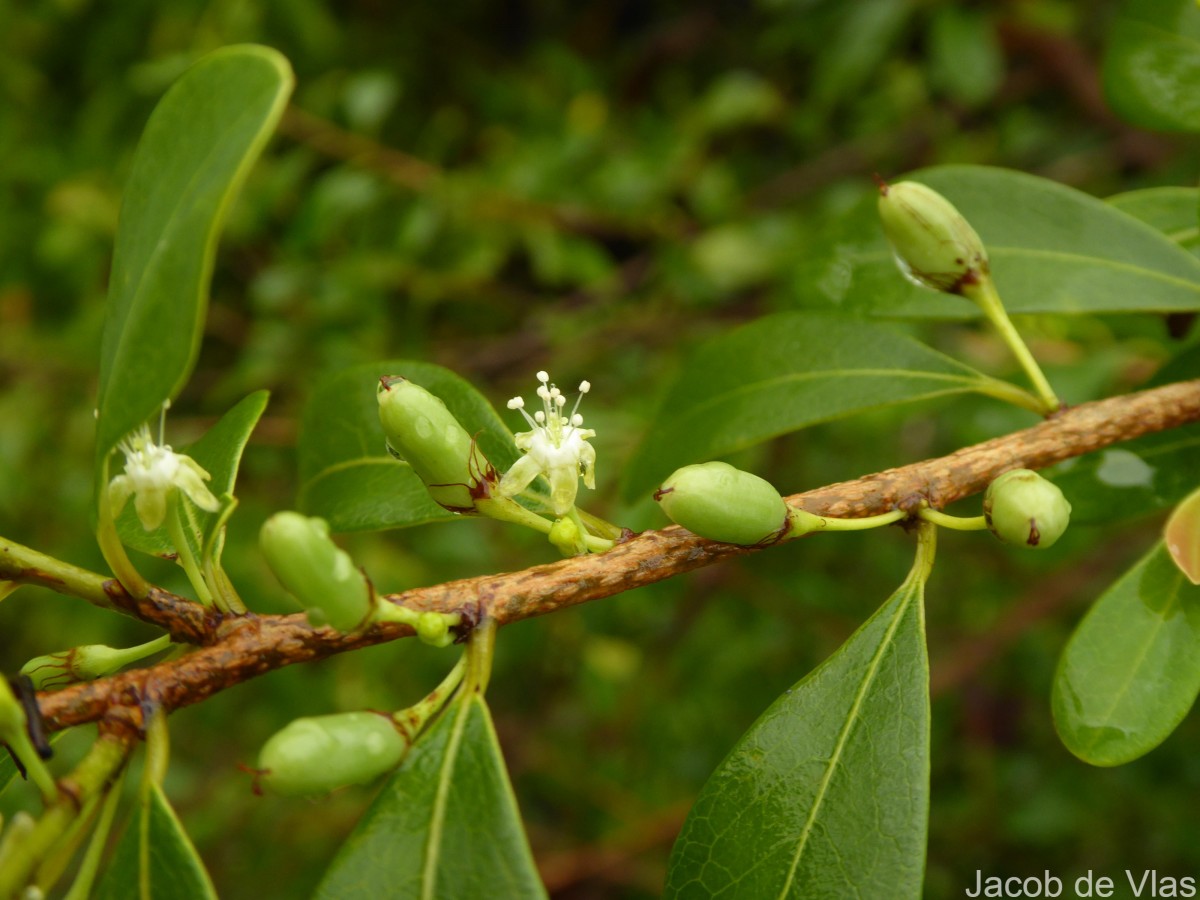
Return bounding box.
[912,518,938,584]
[569,506,615,553]
[965,277,1060,415]
[142,707,170,791]
[108,634,174,670]
[167,496,214,608]
[476,497,612,553]
[464,617,498,697]
[62,767,125,900]
[0,535,122,612]
[788,507,906,537]
[0,733,130,899]
[396,654,467,733]
[917,508,989,531]
[974,379,1049,416]
[96,470,150,599]
[575,508,624,541]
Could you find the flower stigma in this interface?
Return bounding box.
[499,371,596,517]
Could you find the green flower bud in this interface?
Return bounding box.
[548,515,587,557]
[877,180,988,295]
[655,461,788,545]
[377,376,488,512]
[415,611,455,648]
[258,711,410,796]
[260,512,372,631]
[22,644,136,691]
[983,469,1072,549]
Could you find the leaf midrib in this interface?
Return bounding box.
[777,577,921,898]
[100,79,277,451]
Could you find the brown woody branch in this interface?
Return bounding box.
[28,378,1200,735]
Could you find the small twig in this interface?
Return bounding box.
[25,377,1200,734]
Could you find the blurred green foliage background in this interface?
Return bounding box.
[2,1,1198,897]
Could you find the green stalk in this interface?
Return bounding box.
[394,655,468,737]
[0,535,121,613]
[167,495,214,608]
[464,617,498,697]
[476,497,614,553]
[62,768,125,900]
[0,734,130,899]
[965,277,1060,415]
[785,507,906,539]
[917,508,988,531]
[96,462,150,599]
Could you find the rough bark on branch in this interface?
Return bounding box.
[26,377,1200,735]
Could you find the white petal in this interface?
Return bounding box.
[498,455,542,499]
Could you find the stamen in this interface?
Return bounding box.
[507,397,524,409]
[536,371,550,383]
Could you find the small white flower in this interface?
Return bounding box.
[500,371,596,517]
[108,425,219,531]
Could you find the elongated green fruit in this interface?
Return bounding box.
[983,469,1071,549]
[260,512,372,631]
[878,180,988,295]
[655,461,789,545]
[377,376,483,512]
[258,711,409,796]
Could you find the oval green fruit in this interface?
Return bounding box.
[655,461,788,545]
[377,376,480,511]
[878,180,988,295]
[260,512,372,631]
[983,468,1071,549]
[259,711,410,796]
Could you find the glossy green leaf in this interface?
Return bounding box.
[665,546,931,899]
[95,784,218,900]
[1052,345,1200,524]
[801,165,1200,319]
[1107,186,1200,257]
[117,390,269,557]
[1103,0,1200,132]
[314,693,547,899]
[1052,542,1200,766]
[298,361,521,533]
[95,45,292,472]
[621,310,1022,502]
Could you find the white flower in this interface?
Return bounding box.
[499,371,596,517]
[108,425,219,531]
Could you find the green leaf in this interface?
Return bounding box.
[95,45,293,472]
[117,390,270,557]
[802,165,1200,318]
[1107,186,1200,257]
[314,693,547,899]
[665,544,931,899]
[621,310,1022,502]
[1052,345,1200,524]
[811,0,911,110]
[1052,542,1200,766]
[95,784,218,900]
[298,361,520,533]
[1103,0,1200,132]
